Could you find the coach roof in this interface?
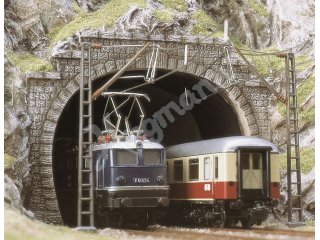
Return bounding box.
[166,136,279,158]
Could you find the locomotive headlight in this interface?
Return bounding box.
[157,175,164,185]
[121,197,132,207]
[136,141,143,148]
[116,176,126,185]
[158,197,169,207]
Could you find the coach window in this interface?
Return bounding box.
[252,153,261,169]
[214,156,219,179]
[174,160,183,181]
[241,153,250,169]
[189,158,199,181]
[204,157,211,180]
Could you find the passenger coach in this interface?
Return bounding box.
[166,136,280,228]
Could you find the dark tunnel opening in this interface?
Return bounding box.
[53,70,242,226]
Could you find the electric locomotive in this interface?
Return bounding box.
[92,92,169,228]
[93,134,169,228]
[166,136,280,228]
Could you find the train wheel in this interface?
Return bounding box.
[106,212,124,228]
[240,217,254,229]
[211,211,226,228]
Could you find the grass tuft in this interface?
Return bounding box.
[4,153,16,170]
[161,0,188,12]
[191,10,223,38]
[246,0,268,17]
[49,0,147,47]
[154,9,174,23]
[277,75,314,124]
[5,207,112,240]
[297,75,315,124]
[279,148,315,174]
[7,52,54,72]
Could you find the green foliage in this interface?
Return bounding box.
[71,1,83,15]
[161,0,188,12]
[154,9,174,23]
[5,208,111,240]
[297,75,315,105]
[8,52,54,72]
[4,153,16,170]
[256,20,266,32]
[297,75,315,124]
[248,48,285,76]
[279,147,315,174]
[246,0,268,17]
[191,10,223,38]
[277,75,314,124]
[296,55,312,72]
[49,0,147,47]
[299,106,315,124]
[277,102,286,118]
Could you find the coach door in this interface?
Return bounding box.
[241,152,263,189]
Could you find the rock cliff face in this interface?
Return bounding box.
[267,0,314,55]
[4,0,315,222]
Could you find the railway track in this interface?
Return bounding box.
[99,225,315,240]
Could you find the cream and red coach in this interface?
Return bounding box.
[166,136,280,228]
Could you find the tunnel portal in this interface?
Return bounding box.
[53,70,241,226]
[26,34,271,225]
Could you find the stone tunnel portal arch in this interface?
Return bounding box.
[52,69,248,226]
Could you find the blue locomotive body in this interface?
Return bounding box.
[92,139,169,227]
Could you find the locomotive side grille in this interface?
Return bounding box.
[130,198,159,207]
[108,188,168,198]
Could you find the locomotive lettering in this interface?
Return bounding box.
[133,177,150,183]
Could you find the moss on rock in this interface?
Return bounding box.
[154,9,174,23]
[161,0,188,12]
[4,153,16,170]
[279,147,314,174]
[246,0,268,17]
[191,10,223,38]
[49,0,147,47]
[7,52,54,72]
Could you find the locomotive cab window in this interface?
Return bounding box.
[189,158,199,181]
[115,149,137,165]
[143,149,162,165]
[174,160,183,181]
